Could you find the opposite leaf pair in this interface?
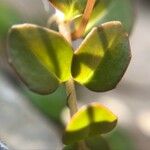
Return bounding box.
[7,21,131,95]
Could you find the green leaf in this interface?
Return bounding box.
[72,21,131,92]
[74,0,133,35]
[8,24,73,94]
[63,103,117,144]
[63,135,110,150]
[48,0,87,19]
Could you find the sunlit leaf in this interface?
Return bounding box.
[48,0,87,19]
[63,103,117,144]
[74,0,133,35]
[8,24,73,94]
[63,135,110,150]
[72,21,131,92]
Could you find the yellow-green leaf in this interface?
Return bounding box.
[72,21,131,92]
[63,103,117,144]
[48,0,87,20]
[8,24,73,94]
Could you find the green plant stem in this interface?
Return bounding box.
[65,79,78,117]
[57,19,78,117]
[56,15,89,150]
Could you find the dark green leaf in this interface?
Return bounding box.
[63,135,110,150]
[72,21,131,92]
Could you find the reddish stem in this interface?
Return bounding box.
[72,0,96,40]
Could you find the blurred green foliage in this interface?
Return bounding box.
[106,129,135,150]
[0,3,21,38]
[24,85,67,123]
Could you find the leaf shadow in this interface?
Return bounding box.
[35,28,61,78]
[72,26,109,79]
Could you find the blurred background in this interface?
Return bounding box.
[0,0,150,149]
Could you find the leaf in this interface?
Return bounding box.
[48,0,87,19]
[63,103,117,144]
[74,0,133,35]
[63,135,110,150]
[8,24,73,94]
[72,21,131,92]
